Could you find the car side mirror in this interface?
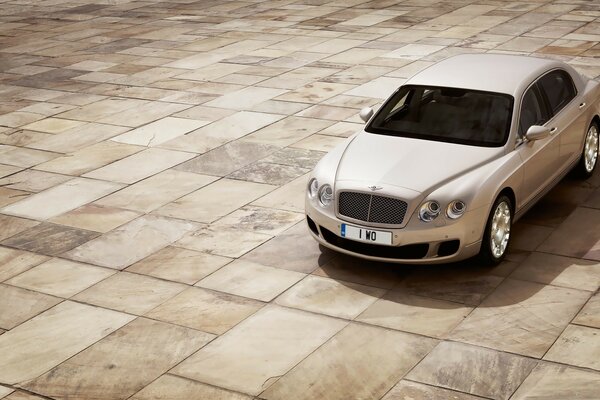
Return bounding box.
[525,125,550,141]
[359,107,373,123]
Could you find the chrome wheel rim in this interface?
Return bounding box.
[490,201,511,259]
[584,125,598,173]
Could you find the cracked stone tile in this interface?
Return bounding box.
[1,178,123,220]
[126,246,231,285]
[0,301,134,385]
[64,215,199,269]
[0,284,61,330]
[131,374,252,400]
[262,323,436,400]
[146,287,263,335]
[213,206,304,235]
[171,305,346,396]
[83,148,195,184]
[175,225,272,258]
[111,117,208,147]
[23,318,214,400]
[407,341,537,400]
[228,161,309,185]
[1,223,100,256]
[6,258,114,298]
[544,324,600,371]
[34,141,143,176]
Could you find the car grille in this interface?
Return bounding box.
[338,191,408,225]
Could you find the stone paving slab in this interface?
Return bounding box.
[0,0,599,399]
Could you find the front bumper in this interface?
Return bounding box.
[306,199,488,264]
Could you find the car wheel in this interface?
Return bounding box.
[576,121,599,178]
[479,195,512,266]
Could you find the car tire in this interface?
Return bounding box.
[479,195,513,266]
[576,121,599,178]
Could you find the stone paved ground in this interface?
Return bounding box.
[0,0,599,399]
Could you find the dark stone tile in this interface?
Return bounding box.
[260,147,325,169]
[1,223,99,256]
[228,162,309,185]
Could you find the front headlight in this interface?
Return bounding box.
[419,200,440,222]
[318,184,333,207]
[446,200,466,219]
[308,178,318,198]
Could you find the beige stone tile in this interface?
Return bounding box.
[510,252,600,291]
[29,123,130,153]
[544,324,600,370]
[511,362,600,400]
[0,147,60,168]
[56,97,148,122]
[7,258,114,298]
[252,173,309,212]
[0,301,134,385]
[97,101,190,127]
[49,204,141,233]
[292,134,346,151]
[127,246,231,285]
[407,341,537,400]
[155,178,275,223]
[0,248,49,282]
[277,82,354,104]
[160,111,283,153]
[243,221,335,274]
[198,259,304,302]
[0,170,72,192]
[0,386,13,398]
[97,169,217,213]
[24,318,214,400]
[276,275,385,319]
[73,272,186,315]
[1,178,123,220]
[345,76,406,99]
[146,287,263,334]
[83,148,195,184]
[171,305,346,395]
[111,117,208,147]
[205,87,287,110]
[357,291,472,338]
[176,225,272,258]
[34,141,142,176]
[262,323,436,400]
[574,292,600,329]
[244,116,333,147]
[538,207,600,260]
[0,164,21,178]
[382,380,484,400]
[213,206,304,235]
[0,284,60,330]
[0,112,45,128]
[22,118,84,134]
[450,278,589,357]
[496,37,553,52]
[64,215,199,269]
[131,374,252,400]
[0,215,39,242]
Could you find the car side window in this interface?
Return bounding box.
[537,70,576,115]
[519,85,548,137]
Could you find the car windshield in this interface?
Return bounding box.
[366,85,514,147]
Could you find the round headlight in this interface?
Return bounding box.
[419,200,440,222]
[308,178,318,198]
[446,200,466,219]
[318,184,333,207]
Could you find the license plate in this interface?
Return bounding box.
[341,224,392,245]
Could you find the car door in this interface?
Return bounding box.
[516,82,560,208]
[536,69,587,169]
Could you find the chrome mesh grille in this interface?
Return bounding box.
[338,191,407,225]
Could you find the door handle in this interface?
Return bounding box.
[579,102,586,109]
[550,127,557,134]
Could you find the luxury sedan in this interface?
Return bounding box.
[305,53,599,265]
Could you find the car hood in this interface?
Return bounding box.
[335,132,504,194]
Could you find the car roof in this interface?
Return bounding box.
[405,53,567,96]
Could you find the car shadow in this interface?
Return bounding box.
[316,170,600,309]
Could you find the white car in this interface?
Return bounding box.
[305,54,599,265]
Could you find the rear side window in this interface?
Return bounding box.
[537,70,576,115]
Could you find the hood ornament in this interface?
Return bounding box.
[368,185,383,191]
